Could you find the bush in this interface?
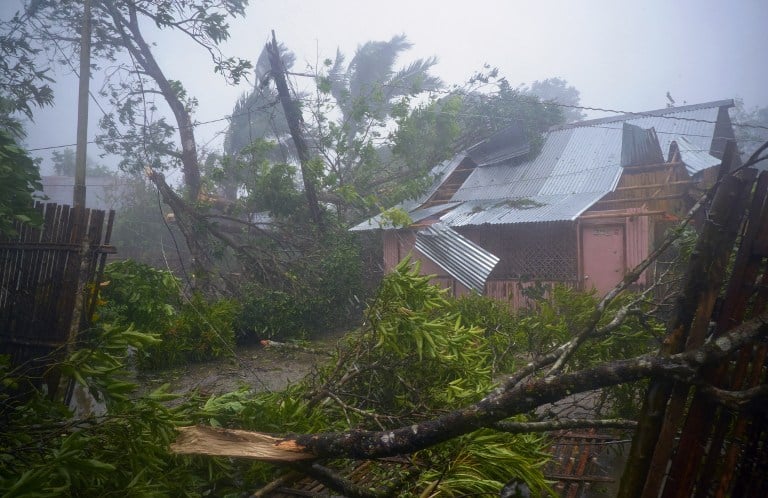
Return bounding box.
[100,260,238,369]
[235,288,312,343]
[234,230,364,343]
[450,293,522,373]
[141,293,239,369]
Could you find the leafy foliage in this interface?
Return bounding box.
[0,11,54,137]
[516,284,663,417]
[50,148,115,177]
[0,323,227,497]
[307,257,495,423]
[0,130,43,236]
[450,293,524,372]
[235,230,363,342]
[731,99,768,163]
[525,77,587,123]
[416,428,552,497]
[100,260,239,369]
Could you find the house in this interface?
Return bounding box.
[352,100,738,307]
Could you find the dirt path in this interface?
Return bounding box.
[136,340,339,398]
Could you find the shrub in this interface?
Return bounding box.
[450,293,522,373]
[234,230,364,343]
[100,260,238,369]
[141,293,239,369]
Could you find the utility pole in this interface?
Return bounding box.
[73,0,91,208]
[267,30,324,230]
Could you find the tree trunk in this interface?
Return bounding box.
[267,31,324,230]
[104,3,201,202]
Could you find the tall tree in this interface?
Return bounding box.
[16,0,252,201]
[51,147,114,177]
[312,35,442,218]
[0,130,43,235]
[0,9,54,137]
[12,0,252,288]
[387,70,567,209]
[732,99,768,165]
[523,77,586,123]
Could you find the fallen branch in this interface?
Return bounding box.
[170,310,768,461]
[171,426,313,461]
[492,418,637,434]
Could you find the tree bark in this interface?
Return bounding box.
[105,3,201,202]
[267,31,324,230]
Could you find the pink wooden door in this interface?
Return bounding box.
[581,224,625,296]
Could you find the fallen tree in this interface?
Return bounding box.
[171,310,768,460]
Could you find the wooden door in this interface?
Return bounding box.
[581,224,625,296]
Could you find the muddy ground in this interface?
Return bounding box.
[135,338,343,399]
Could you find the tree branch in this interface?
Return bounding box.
[170,310,768,460]
[492,418,637,433]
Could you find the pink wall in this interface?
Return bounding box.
[381,208,652,305]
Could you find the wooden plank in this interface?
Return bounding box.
[618,142,748,498]
[614,180,695,192]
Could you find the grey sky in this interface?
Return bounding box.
[5,0,767,171]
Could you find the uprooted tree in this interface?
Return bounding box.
[171,142,768,497]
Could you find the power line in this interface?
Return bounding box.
[25,91,768,153]
[286,74,768,132]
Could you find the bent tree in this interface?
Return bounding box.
[13,0,252,287]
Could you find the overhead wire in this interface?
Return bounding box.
[27,94,768,153]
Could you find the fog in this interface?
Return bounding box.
[3,0,767,171]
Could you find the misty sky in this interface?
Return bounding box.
[3,0,767,172]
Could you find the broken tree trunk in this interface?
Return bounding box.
[267,31,324,230]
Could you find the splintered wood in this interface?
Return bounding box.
[170,426,314,461]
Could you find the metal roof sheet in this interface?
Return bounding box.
[349,201,460,231]
[621,123,665,166]
[439,193,606,226]
[674,135,722,174]
[447,101,727,221]
[414,223,499,292]
[352,100,732,230]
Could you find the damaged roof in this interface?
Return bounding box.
[414,223,499,292]
[353,99,733,231]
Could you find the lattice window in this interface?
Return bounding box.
[465,223,577,281]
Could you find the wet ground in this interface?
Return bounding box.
[135,339,341,398]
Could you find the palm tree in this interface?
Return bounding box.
[327,34,442,142]
[318,35,442,213]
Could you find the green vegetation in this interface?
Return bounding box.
[0,131,43,236]
[4,257,667,496]
[100,260,238,369]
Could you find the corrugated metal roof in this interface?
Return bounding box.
[352,100,733,231]
[674,135,722,174]
[350,156,467,231]
[414,223,499,292]
[439,193,607,226]
[447,101,728,221]
[349,202,461,231]
[621,123,664,166]
[467,124,530,166]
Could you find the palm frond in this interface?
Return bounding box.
[384,56,442,101]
